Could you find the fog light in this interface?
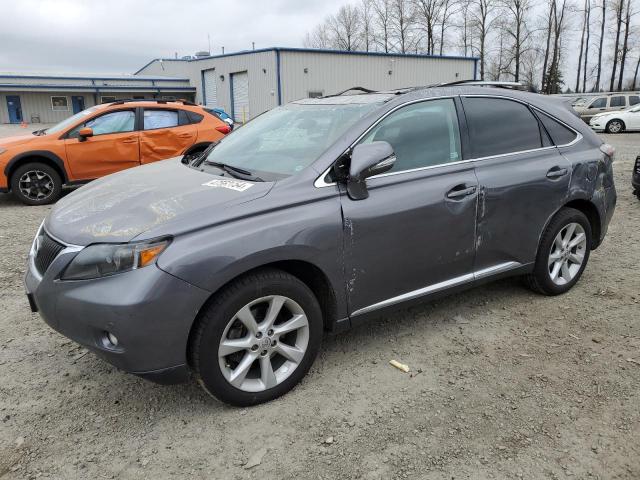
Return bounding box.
[106,332,119,347]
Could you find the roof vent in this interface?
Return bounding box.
[194,51,210,58]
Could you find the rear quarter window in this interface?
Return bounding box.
[535,111,578,146]
[462,97,543,158]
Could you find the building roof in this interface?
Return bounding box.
[134,46,479,74]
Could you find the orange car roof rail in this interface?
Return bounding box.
[109,99,198,106]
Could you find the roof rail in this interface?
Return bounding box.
[322,86,378,98]
[434,80,531,91]
[108,98,198,106]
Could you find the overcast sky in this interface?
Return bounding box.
[0,0,346,74]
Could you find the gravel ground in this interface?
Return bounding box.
[0,124,639,480]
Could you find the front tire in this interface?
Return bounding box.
[189,269,323,406]
[525,208,592,296]
[605,119,624,134]
[10,162,62,205]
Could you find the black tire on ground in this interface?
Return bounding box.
[524,207,592,296]
[605,119,624,134]
[189,268,323,406]
[10,162,63,206]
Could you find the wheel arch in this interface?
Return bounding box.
[606,118,625,132]
[187,259,339,355]
[539,199,602,255]
[5,150,68,189]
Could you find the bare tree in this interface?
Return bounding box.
[582,0,591,92]
[595,0,606,91]
[576,0,588,91]
[541,0,556,90]
[609,0,625,91]
[360,0,376,51]
[303,23,332,49]
[373,0,394,52]
[391,0,415,53]
[632,55,640,89]
[502,0,533,82]
[544,0,569,94]
[414,0,440,53]
[617,0,632,90]
[470,0,498,80]
[439,0,460,54]
[456,1,475,57]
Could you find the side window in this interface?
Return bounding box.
[536,111,578,146]
[186,111,204,124]
[68,110,135,137]
[358,98,461,173]
[610,96,625,107]
[590,97,607,109]
[463,97,542,158]
[143,109,178,130]
[629,96,640,106]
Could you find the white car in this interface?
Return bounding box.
[590,105,640,133]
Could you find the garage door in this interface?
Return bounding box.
[203,69,217,108]
[231,71,249,123]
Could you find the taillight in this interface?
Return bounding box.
[215,125,231,134]
[599,143,615,158]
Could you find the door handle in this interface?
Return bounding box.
[446,184,477,199]
[178,133,192,138]
[121,138,137,144]
[546,167,568,179]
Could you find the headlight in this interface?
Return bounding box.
[61,238,170,280]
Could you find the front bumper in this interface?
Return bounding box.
[25,237,211,384]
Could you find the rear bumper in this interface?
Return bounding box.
[25,242,210,384]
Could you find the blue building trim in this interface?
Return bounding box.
[0,74,190,82]
[275,50,282,106]
[201,70,207,105]
[473,58,478,80]
[229,73,235,120]
[0,84,195,91]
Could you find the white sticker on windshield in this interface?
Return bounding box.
[202,179,254,192]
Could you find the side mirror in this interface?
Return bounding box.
[347,141,395,200]
[78,127,93,141]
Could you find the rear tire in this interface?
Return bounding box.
[10,162,62,206]
[605,119,624,134]
[525,208,592,296]
[189,269,323,406]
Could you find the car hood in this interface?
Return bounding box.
[46,158,273,245]
[0,133,42,148]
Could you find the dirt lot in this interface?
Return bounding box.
[0,125,638,480]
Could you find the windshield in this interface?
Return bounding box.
[200,102,381,180]
[45,106,100,134]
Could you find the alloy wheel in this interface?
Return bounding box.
[218,295,309,392]
[608,121,622,133]
[18,170,54,201]
[547,222,587,286]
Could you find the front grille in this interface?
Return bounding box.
[34,233,65,275]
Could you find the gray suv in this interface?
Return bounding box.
[25,85,617,406]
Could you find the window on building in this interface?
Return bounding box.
[101,96,116,104]
[161,96,177,101]
[589,97,607,109]
[358,98,462,173]
[308,91,324,98]
[463,97,543,158]
[51,96,69,111]
[536,111,578,146]
[144,109,179,130]
[610,96,625,107]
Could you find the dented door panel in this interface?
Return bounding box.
[140,124,197,164]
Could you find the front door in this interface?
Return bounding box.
[63,109,140,179]
[139,108,196,163]
[461,96,572,272]
[340,98,478,318]
[71,96,85,114]
[6,95,23,123]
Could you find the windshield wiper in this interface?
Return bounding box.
[203,160,263,181]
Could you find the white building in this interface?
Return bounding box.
[1,48,477,124]
[135,47,478,122]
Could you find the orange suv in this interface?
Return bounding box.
[0,99,230,205]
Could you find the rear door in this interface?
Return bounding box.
[139,108,197,164]
[340,98,479,318]
[461,96,572,272]
[64,109,139,179]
